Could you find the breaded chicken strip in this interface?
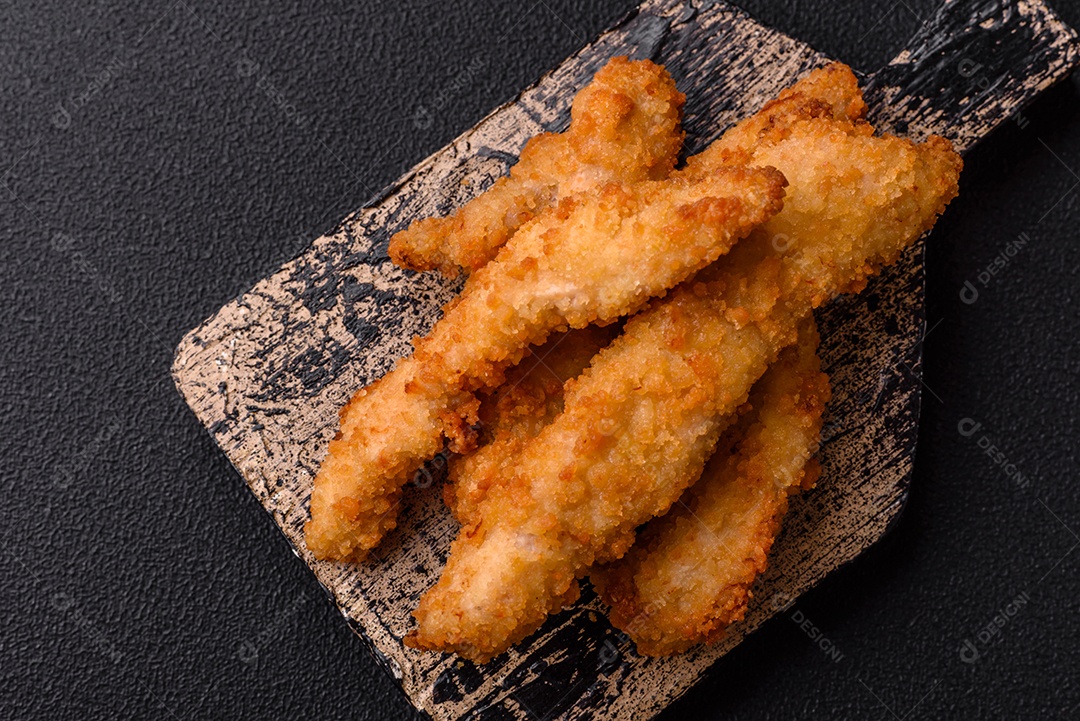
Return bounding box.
[389,57,685,277]
[593,318,830,656]
[691,62,868,162]
[408,113,961,662]
[447,318,826,657]
[445,325,619,526]
[442,63,862,526]
[306,167,787,561]
[447,319,828,656]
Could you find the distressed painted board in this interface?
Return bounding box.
[172,1,1078,719]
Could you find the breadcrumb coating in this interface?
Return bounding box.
[388,56,685,277]
[593,318,829,656]
[407,71,960,662]
[442,62,864,529]
[445,325,619,527]
[305,167,787,561]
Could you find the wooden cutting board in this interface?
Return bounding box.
[172,1,1078,718]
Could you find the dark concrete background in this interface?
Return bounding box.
[2,1,1078,719]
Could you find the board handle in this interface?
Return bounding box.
[865,0,1079,153]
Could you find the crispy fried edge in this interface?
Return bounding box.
[593,318,830,655]
[388,56,685,277]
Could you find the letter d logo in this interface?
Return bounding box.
[957,418,982,437]
[51,102,71,130]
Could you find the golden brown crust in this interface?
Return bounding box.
[445,325,620,526]
[388,56,686,277]
[407,67,960,663]
[305,167,788,562]
[442,62,867,530]
[682,62,867,178]
[592,318,830,656]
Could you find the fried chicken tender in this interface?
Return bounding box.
[388,56,686,277]
[592,318,830,656]
[690,62,868,165]
[448,319,827,657]
[442,63,862,527]
[305,166,788,561]
[445,325,619,526]
[407,80,961,661]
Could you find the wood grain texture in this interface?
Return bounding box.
[171,1,1077,718]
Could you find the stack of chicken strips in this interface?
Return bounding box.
[304,58,962,662]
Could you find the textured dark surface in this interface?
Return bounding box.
[2,1,1079,720]
[170,1,1075,719]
